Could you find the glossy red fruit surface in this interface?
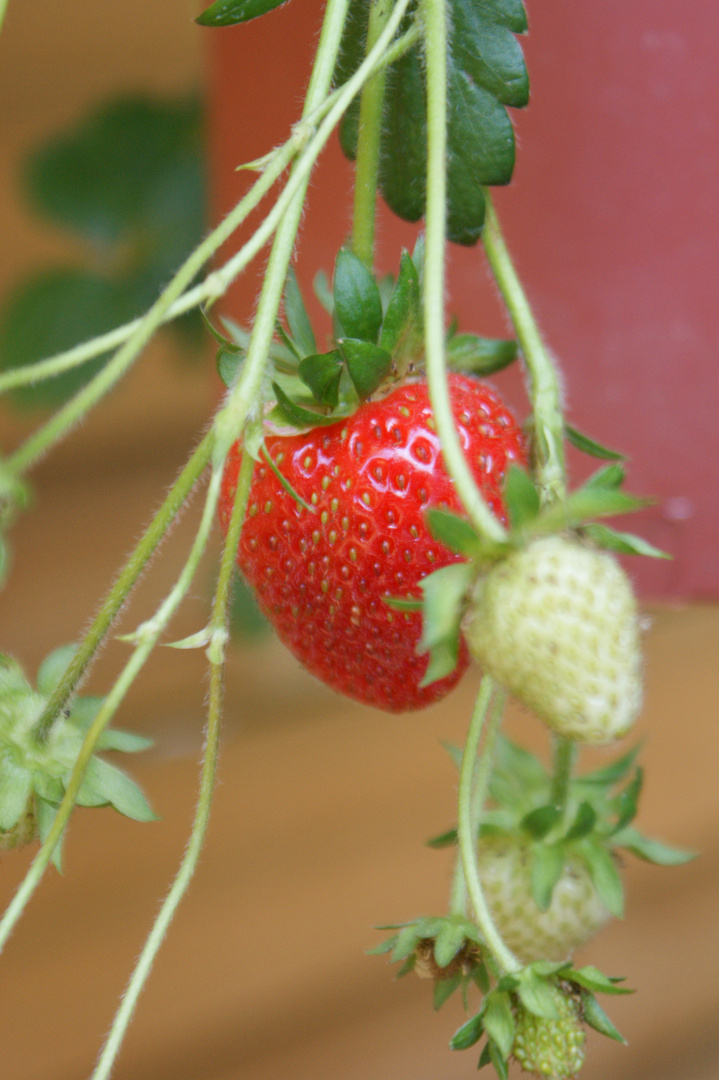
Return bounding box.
[220,374,526,711]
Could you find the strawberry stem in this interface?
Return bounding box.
[481,192,567,506]
[91,449,254,1080]
[420,0,507,546]
[550,734,577,821]
[457,675,521,974]
[351,0,393,269]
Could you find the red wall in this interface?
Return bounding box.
[207,1,719,599]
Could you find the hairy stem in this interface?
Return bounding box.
[420,0,507,546]
[457,677,520,974]
[91,450,254,1080]
[351,0,393,267]
[481,192,566,504]
[31,430,214,742]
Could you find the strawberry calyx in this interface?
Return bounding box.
[0,646,155,866]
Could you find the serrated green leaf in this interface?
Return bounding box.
[434,972,463,1010]
[426,508,483,558]
[78,757,156,822]
[483,991,515,1060]
[333,248,383,343]
[283,266,316,358]
[338,339,392,399]
[582,522,671,559]
[564,800,597,841]
[611,826,697,866]
[577,840,624,917]
[298,350,343,407]
[521,804,562,840]
[579,990,627,1042]
[335,0,527,245]
[610,767,643,835]
[195,0,289,27]
[270,382,344,429]
[530,842,566,911]
[35,645,76,696]
[0,763,33,831]
[446,334,517,375]
[504,466,540,530]
[516,971,560,1019]
[426,827,458,849]
[379,250,421,363]
[450,1010,486,1051]
[565,425,625,462]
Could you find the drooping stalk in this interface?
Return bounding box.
[457,677,520,974]
[351,0,393,267]
[420,0,507,546]
[90,449,254,1080]
[481,191,566,506]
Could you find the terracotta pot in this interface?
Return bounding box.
[206,1,719,598]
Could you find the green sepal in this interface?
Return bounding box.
[195,0,289,26]
[584,463,627,490]
[434,916,471,968]
[35,796,63,871]
[366,934,398,957]
[396,954,417,977]
[520,803,561,840]
[379,250,421,365]
[418,562,474,686]
[298,351,343,408]
[473,959,491,995]
[383,595,423,613]
[261,444,316,514]
[530,842,565,911]
[610,767,643,835]
[575,744,642,788]
[216,344,244,388]
[579,989,627,1043]
[566,965,632,996]
[35,645,76,696]
[283,266,316,358]
[426,508,486,558]
[425,826,458,849]
[0,654,30,693]
[532,485,647,535]
[515,971,561,1019]
[564,800,597,841]
[270,382,345,429]
[576,839,624,917]
[477,1040,492,1070]
[486,1038,510,1080]
[391,922,425,963]
[446,334,518,375]
[482,991,515,1060]
[611,826,697,866]
[76,757,157,822]
[337,339,392,399]
[565,424,625,462]
[450,1009,486,1051]
[434,972,463,1010]
[313,269,334,315]
[504,466,540,531]
[582,522,671,559]
[0,764,33,831]
[333,248,383,343]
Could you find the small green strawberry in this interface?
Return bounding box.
[476,833,611,963]
[512,983,585,1079]
[464,535,642,744]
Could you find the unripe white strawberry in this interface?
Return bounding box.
[512,983,585,1079]
[464,535,642,744]
[477,834,611,963]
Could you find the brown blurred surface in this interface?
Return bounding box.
[1,3,718,1080]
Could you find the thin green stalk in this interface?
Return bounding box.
[420,0,507,546]
[0,459,225,954]
[550,734,576,820]
[0,0,9,34]
[91,450,254,1080]
[457,676,520,974]
[351,0,393,266]
[31,429,214,742]
[481,192,566,505]
[449,689,505,917]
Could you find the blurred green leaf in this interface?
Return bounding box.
[196,0,289,26]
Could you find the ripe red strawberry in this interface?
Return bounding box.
[220,374,526,711]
